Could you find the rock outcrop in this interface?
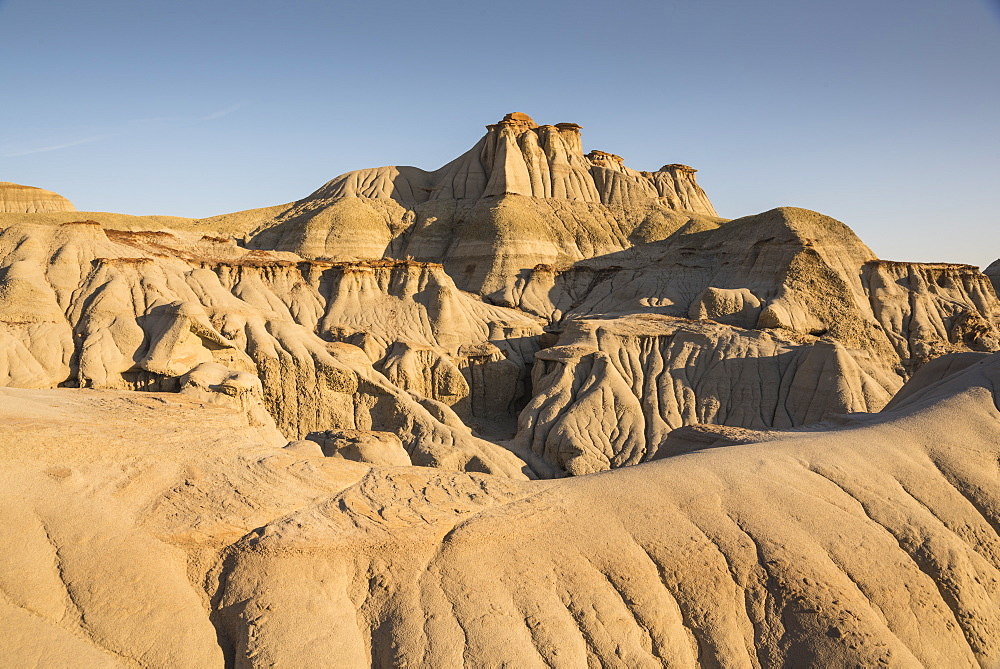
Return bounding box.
[305,428,412,466]
[0,182,75,213]
[0,220,536,477]
[2,115,1000,666]
[306,113,716,213]
[246,113,722,298]
[496,208,999,474]
[213,354,1000,667]
[986,258,1000,294]
[511,315,899,477]
[1,145,998,482]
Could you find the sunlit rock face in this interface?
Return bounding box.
[246,113,722,298]
[2,113,1000,666]
[3,352,1000,666]
[0,124,997,481]
[986,258,1000,295]
[305,112,717,213]
[0,182,75,213]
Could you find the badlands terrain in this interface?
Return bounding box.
[2,113,999,666]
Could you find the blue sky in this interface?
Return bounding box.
[1,0,998,267]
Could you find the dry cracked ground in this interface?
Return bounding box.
[2,113,1000,667]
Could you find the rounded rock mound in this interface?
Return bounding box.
[0,181,75,213]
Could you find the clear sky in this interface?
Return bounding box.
[2,0,998,268]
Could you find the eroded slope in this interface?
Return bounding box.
[246,113,722,298]
[213,352,1000,667]
[1,350,999,666]
[0,119,996,481]
[0,220,539,477]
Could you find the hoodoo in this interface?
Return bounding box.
[304,112,717,212]
[248,113,722,297]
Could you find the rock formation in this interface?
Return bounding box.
[497,208,1000,474]
[0,220,536,477]
[213,354,1000,667]
[512,314,900,477]
[1,113,1000,665]
[2,349,1000,666]
[247,113,721,299]
[0,118,997,482]
[0,182,75,213]
[987,258,1000,294]
[305,113,716,213]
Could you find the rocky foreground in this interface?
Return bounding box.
[4,351,1000,666]
[2,114,999,666]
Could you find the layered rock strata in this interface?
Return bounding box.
[0,220,538,477]
[496,208,999,473]
[0,182,75,213]
[247,113,721,298]
[307,112,716,213]
[3,115,1000,667]
[0,120,997,482]
[0,204,997,480]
